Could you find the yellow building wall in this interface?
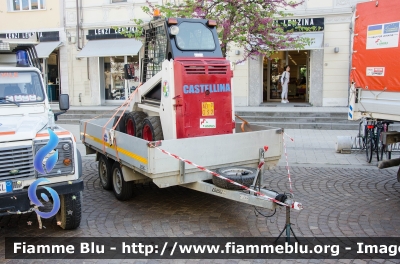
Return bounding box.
[0,0,61,31]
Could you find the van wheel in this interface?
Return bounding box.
[212,167,258,190]
[112,162,133,201]
[125,111,148,137]
[142,116,163,141]
[98,155,113,190]
[56,191,82,230]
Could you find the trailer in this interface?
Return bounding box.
[348,0,400,174]
[81,13,302,216]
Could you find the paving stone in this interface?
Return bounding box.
[1,152,399,263]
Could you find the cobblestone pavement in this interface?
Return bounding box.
[1,160,400,264]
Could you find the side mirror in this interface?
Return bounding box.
[124,64,135,79]
[59,94,70,111]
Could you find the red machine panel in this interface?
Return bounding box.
[351,0,400,92]
[173,58,234,139]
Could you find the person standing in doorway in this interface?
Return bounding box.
[104,68,111,100]
[281,65,290,103]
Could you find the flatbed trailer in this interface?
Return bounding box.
[81,118,302,211]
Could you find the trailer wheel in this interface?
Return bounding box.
[212,167,258,190]
[142,116,164,141]
[98,155,113,190]
[125,111,148,137]
[112,162,133,201]
[56,191,82,230]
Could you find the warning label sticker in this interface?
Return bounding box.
[366,67,385,77]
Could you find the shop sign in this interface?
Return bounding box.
[87,27,138,40]
[276,18,324,32]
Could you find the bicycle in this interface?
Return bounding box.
[378,120,393,161]
[365,120,378,163]
[357,118,368,150]
[364,119,393,163]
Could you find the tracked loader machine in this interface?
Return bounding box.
[81,14,302,214]
[120,17,235,140]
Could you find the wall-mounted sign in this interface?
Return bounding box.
[281,32,324,50]
[276,18,324,32]
[0,31,59,42]
[87,27,138,40]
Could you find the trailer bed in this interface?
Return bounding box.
[80,118,283,188]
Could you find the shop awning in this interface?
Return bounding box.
[35,41,63,58]
[76,38,143,58]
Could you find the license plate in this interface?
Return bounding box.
[0,180,13,193]
[202,102,214,116]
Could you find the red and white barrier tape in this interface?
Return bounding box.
[283,132,294,196]
[149,142,303,210]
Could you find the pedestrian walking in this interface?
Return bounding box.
[281,65,290,103]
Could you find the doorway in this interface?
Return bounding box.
[263,50,309,103]
[45,50,60,103]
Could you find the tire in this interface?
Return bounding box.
[98,154,113,190]
[212,167,258,190]
[125,111,148,137]
[112,162,133,201]
[56,191,82,230]
[142,116,164,141]
[365,131,373,163]
[113,113,128,133]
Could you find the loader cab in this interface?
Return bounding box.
[140,18,223,83]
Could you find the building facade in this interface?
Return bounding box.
[0,0,65,103]
[64,0,160,106]
[227,0,370,107]
[0,0,370,107]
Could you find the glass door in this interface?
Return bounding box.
[264,51,286,102]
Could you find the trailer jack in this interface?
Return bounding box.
[274,195,299,244]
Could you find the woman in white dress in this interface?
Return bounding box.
[281,65,290,103]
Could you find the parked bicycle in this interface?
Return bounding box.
[361,119,394,163]
[364,120,378,163]
[378,120,393,160]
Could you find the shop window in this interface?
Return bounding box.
[126,56,140,98]
[9,0,45,11]
[104,56,125,100]
[103,56,139,101]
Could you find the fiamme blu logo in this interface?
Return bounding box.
[28,128,60,218]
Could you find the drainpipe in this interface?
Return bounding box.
[76,0,81,50]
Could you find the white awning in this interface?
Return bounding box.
[76,38,143,58]
[35,41,63,58]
